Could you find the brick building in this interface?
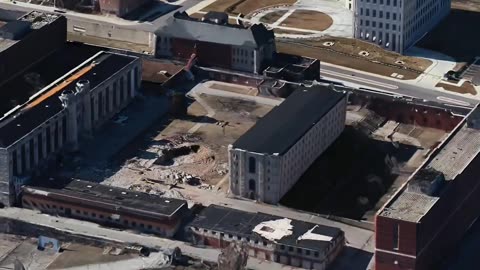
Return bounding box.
[0,45,141,207]
[22,179,189,237]
[187,205,345,270]
[98,0,151,17]
[155,12,276,74]
[229,85,347,204]
[375,105,480,269]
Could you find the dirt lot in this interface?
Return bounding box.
[436,81,477,95]
[102,86,273,196]
[417,6,480,62]
[279,10,333,31]
[259,10,287,23]
[277,40,427,80]
[202,0,297,15]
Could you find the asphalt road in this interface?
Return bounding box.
[321,64,477,108]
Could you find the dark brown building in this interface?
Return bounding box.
[375,106,480,270]
[156,12,276,74]
[21,179,189,238]
[187,205,345,270]
[98,0,151,17]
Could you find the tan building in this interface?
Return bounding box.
[229,85,347,204]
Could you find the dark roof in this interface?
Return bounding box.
[24,179,187,218]
[0,45,135,147]
[0,20,31,40]
[155,12,274,48]
[232,85,345,155]
[188,205,343,251]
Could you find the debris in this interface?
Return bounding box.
[218,242,248,270]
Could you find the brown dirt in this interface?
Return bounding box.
[274,28,311,35]
[259,10,288,23]
[279,10,333,31]
[202,0,297,15]
[277,41,422,80]
[436,81,477,95]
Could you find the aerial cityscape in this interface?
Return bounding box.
[0,0,479,269]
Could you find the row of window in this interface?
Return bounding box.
[360,0,401,6]
[359,20,398,32]
[23,198,169,235]
[360,8,400,21]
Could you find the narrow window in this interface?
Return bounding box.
[248,157,256,173]
[393,224,400,250]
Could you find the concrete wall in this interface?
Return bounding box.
[68,19,155,52]
[0,148,10,207]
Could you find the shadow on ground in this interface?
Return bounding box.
[329,246,373,270]
[280,126,418,220]
[417,8,480,62]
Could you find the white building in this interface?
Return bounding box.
[229,85,347,204]
[354,0,451,53]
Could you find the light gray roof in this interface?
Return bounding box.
[156,12,274,48]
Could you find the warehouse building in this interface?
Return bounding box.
[229,85,347,204]
[0,11,66,85]
[187,205,345,270]
[0,45,141,207]
[156,12,276,74]
[22,179,188,237]
[376,106,480,270]
[354,0,450,53]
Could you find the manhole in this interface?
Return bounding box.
[323,41,335,47]
[395,60,405,65]
[359,51,370,57]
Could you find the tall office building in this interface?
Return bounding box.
[354,0,450,53]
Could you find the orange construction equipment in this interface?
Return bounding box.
[23,63,96,111]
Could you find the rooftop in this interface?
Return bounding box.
[232,85,345,155]
[188,205,343,251]
[380,105,480,222]
[156,12,274,48]
[23,179,187,218]
[0,44,136,148]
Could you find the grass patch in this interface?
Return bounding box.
[202,0,297,15]
[279,10,333,31]
[259,10,288,23]
[436,81,477,95]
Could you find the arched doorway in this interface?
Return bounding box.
[248,179,256,199]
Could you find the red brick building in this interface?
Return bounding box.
[98,0,151,17]
[156,12,276,74]
[187,205,345,270]
[375,106,480,270]
[21,179,189,238]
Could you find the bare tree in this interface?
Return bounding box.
[217,242,248,270]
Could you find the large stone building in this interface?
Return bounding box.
[375,106,480,270]
[22,179,189,238]
[187,205,345,270]
[155,12,276,74]
[354,0,451,53]
[0,44,141,207]
[229,85,347,204]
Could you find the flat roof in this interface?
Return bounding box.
[232,85,345,155]
[380,106,480,222]
[24,179,187,218]
[0,44,136,148]
[188,205,343,251]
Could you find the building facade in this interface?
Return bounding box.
[0,51,141,207]
[187,205,345,270]
[22,179,188,238]
[376,106,480,270]
[229,86,347,204]
[354,0,451,53]
[156,12,276,74]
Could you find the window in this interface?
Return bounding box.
[148,225,152,230]
[297,248,302,254]
[132,221,137,227]
[393,224,400,250]
[289,246,294,252]
[314,251,319,257]
[306,250,311,256]
[248,157,256,173]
